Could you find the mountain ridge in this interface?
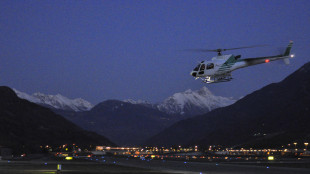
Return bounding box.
[15,87,235,117]
[13,89,93,112]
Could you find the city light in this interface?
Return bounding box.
[304,142,308,150]
[65,156,73,160]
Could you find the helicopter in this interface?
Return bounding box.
[190,41,294,83]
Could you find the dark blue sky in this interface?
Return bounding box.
[1,0,309,104]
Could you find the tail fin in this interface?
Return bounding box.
[283,41,293,65]
[283,41,293,56]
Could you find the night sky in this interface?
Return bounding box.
[1,0,309,104]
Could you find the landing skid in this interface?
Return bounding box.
[203,79,232,84]
[201,74,233,84]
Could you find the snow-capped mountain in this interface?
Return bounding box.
[157,87,235,116]
[14,86,234,115]
[13,89,93,112]
[124,87,236,117]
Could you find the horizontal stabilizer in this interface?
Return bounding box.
[283,58,290,65]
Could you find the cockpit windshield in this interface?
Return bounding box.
[193,64,200,71]
[193,61,205,71]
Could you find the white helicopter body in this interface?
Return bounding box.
[190,41,294,83]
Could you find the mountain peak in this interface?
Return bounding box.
[184,89,193,93]
[197,86,212,95]
[157,87,235,116]
[13,89,93,112]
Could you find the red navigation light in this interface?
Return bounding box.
[265,59,270,63]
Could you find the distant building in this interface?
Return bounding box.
[95,146,143,156]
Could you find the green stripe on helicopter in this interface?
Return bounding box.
[217,55,237,73]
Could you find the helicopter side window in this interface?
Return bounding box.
[206,63,214,69]
[200,64,205,71]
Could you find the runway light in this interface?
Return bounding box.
[265,59,270,63]
[57,164,62,171]
[268,156,274,161]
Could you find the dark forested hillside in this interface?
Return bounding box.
[0,86,114,153]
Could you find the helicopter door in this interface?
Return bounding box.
[198,64,205,74]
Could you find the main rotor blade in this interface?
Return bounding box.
[182,44,267,53]
[182,49,219,52]
[223,45,267,51]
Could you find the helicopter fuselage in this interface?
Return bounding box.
[190,41,293,83]
[191,52,293,83]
